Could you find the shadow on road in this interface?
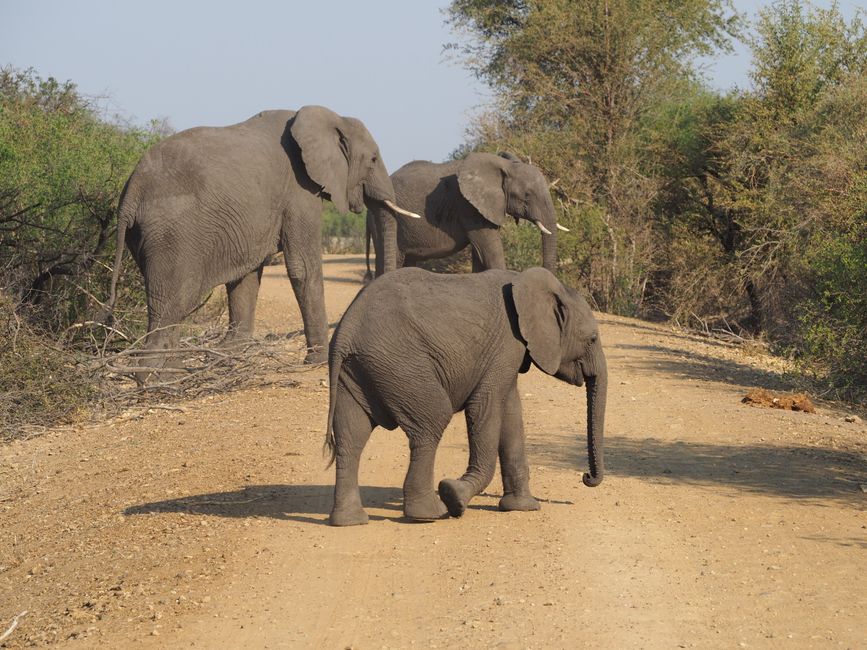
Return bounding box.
[612,342,792,391]
[323,275,365,285]
[322,256,366,265]
[527,434,867,504]
[124,484,404,525]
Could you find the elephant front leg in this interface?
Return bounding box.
[438,397,502,517]
[497,384,540,512]
[467,223,506,272]
[282,212,328,364]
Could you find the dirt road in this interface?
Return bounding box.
[2,255,865,648]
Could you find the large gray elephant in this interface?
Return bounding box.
[365,152,567,278]
[107,105,417,381]
[325,266,607,526]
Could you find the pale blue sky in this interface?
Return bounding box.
[0,1,862,168]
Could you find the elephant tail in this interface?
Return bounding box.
[102,181,134,324]
[323,342,346,468]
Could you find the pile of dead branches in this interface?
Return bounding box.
[92,327,312,406]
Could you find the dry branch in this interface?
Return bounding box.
[0,611,28,644]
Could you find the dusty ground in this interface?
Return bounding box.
[2,255,866,649]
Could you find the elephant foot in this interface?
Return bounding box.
[403,494,449,522]
[499,493,541,512]
[437,479,475,518]
[221,330,254,348]
[305,346,327,365]
[328,505,369,527]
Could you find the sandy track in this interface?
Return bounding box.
[1,255,865,648]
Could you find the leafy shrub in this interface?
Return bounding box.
[321,203,366,253]
[799,221,867,400]
[0,66,158,345]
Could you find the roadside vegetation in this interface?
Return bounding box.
[0,68,158,435]
[1,0,864,435]
[447,0,866,401]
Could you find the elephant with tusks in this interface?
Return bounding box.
[107,105,419,382]
[366,152,568,279]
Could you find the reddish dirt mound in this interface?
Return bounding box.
[741,387,816,413]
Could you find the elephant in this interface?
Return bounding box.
[106,105,418,382]
[324,266,607,526]
[365,151,568,279]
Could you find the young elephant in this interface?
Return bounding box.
[325,267,607,526]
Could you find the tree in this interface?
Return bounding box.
[446,0,740,313]
[649,1,866,397]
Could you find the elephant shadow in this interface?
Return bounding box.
[526,434,867,504]
[124,484,404,526]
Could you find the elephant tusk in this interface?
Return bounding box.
[535,220,553,235]
[556,223,570,232]
[384,199,421,219]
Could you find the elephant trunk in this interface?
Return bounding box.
[541,226,558,273]
[581,341,607,487]
[377,204,399,276]
[534,192,559,272]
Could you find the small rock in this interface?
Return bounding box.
[844,415,862,424]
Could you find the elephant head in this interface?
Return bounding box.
[511,268,606,486]
[291,105,403,215]
[457,152,564,272]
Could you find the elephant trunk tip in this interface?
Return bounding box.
[582,472,603,487]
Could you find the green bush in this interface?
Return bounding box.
[799,220,867,400]
[321,202,366,253]
[0,67,157,344]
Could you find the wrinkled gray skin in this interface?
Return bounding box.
[366,152,559,278]
[325,267,607,526]
[109,106,402,382]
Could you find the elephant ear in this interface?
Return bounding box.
[290,105,350,214]
[457,154,507,227]
[511,267,566,375]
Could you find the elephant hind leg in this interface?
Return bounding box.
[402,436,449,522]
[438,391,503,517]
[136,280,198,384]
[397,393,453,522]
[329,383,376,527]
[136,318,183,385]
[225,264,264,343]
